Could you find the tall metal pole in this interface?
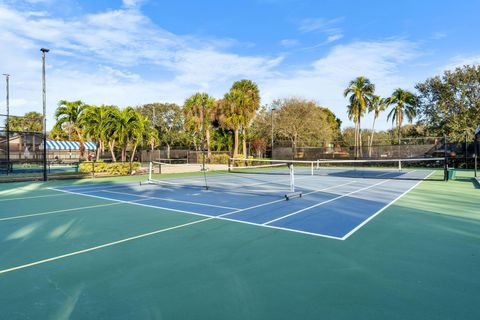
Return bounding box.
[464,131,468,169]
[271,108,276,159]
[41,48,49,182]
[3,74,10,174]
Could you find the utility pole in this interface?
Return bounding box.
[2,74,10,174]
[41,48,49,181]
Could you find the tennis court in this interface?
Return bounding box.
[0,160,479,319]
[50,161,438,240]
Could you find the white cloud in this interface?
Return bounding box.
[442,55,480,71]
[432,32,447,40]
[0,3,423,132]
[260,40,420,129]
[122,0,146,8]
[0,3,282,128]
[326,33,343,43]
[279,39,299,47]
[298,17,343,33]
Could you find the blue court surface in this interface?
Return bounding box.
[52,168,432,240]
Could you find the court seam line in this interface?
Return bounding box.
[101,189,241,210]
[340,170,435,240]
[263,179,391,225]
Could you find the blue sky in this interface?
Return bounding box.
[1,0,479,130]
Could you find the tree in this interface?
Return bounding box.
[7,112,43,132]
[117,107,143,162]
[219,92,243,157]
[416,65,480,141]
[79,105,114,159]
[231,79,261,157]
[183,93,216,156]
[130,114,155,162]
[367,95,388,156]
[249,105,273,151]
[137,103,184,158]
[344,76,375,157]
[272,97,340,153]
[103,106,121,162]
[386,88,417,144]
[54,100,88,157]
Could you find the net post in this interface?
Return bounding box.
[149,161,152,181]
[289,163,295,193]
[228,157,232,172]
[311,161,313,176]
[474,135,478,178]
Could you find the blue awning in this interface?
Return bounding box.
[44,140,97,150]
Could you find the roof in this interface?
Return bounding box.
[44,140,97,150]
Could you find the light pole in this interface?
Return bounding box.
[41,48,49,181]
[2,74,10,173]
[271,108,276,159]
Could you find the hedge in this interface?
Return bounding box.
[79,161,140,175]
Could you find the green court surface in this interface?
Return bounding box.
[0,171,479,319]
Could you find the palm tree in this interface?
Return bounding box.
[221,90,246,158]
[103,106,121,162]
[183,93,215,156]
[130,115,156,162]
[80,105,114,159]
[54,100,87,157]
[368,95,388,157]
[231,80,261,157]
[115,107,143,162]
[386,88,417,145]
[344,77,375,157]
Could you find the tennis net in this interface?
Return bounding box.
[144,160,300,199]
[229,157,447,181]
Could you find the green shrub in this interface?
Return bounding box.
[208,153,230,164]
[79,161,140,175]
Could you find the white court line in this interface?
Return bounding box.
[341,171,435,240]
[0,193,72,202]
[102,189,241,210]
[0,217,213,274]
[263,179,391,225]
[220,181,357,217]
[52,188,216,218]
[0,181,358,273]
[0,176,429,273]
[0,202,122,222]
